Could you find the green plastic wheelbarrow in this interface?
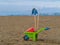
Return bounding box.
[23,27,49,41]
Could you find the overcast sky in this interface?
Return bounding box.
[0,0,60,15]
[0,0,60,8]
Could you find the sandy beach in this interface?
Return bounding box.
[0,16,60,45]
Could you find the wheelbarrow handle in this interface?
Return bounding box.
[36,27,50,34]
[45,27,50,30]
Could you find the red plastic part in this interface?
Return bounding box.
[26,27,35,32]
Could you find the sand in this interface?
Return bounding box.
[0,16,60,45]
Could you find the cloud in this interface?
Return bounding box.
[0,0,60,12]
[0,0,60,15]
[0,0,60,2]
[0,1,60,8]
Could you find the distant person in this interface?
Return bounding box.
[32,8,39,30]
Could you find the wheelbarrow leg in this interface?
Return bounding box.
[32,33,38,41]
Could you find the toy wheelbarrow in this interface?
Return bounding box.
[23,27,49,41]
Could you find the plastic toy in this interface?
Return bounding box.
[23,27,49,41]
[23,8,50,41]
[32,8,39,30]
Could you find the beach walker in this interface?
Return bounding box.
[23,27,49,41]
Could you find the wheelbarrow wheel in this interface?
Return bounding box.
[24,35,29,41]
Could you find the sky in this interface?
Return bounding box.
[0,0,60,15]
